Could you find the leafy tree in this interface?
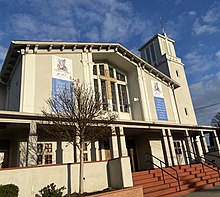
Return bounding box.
[41,80,117,194]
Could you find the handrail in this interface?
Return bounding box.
[186,150,220,178]
[146,153,181,191]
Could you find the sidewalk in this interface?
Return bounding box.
[182,185,220,197]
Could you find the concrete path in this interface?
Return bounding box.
[182,185,220,197]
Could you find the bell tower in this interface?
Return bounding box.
[139,33,197,125]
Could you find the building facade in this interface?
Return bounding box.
[0,34,219,196]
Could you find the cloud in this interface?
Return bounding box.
[192,19,219,35]
[188,11,196,17]
[192,1,220,35]
[216,50,220,58]
[185,49,218,74]
[190,71,220,125]
[0,45,7,69]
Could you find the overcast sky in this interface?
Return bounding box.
[0,0,220,125]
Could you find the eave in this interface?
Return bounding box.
[0,40,180,88]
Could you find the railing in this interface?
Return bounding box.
[186,150,220,178]
[146,153,181,191]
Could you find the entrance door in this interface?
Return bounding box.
[174,140,185,165]
[126,140,138,172]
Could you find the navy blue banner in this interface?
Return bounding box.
[154,97,168,121]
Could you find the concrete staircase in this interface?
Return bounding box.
[132,163,220,197]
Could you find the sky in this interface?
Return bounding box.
[0,0,220,125]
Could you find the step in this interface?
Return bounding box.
[144,187,176,197]
[163,188,196,197]
[133,177,159,185]
[132,173,154,180]
[143,183,170,193]
[141,180,165,189]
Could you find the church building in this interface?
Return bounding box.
[0,33,219,196]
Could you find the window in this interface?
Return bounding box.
[184,108,188,115]
[150,44,156,63]
[93,65,97,75]
[37,143,53,165]
[101,80,107,110]
[111,82,117,111]
[99,65,105,76]
[118,84,129,112]
[93,64,129,113]
[116,71,125,81]
[176,70,179,77]
[146,47,152,65]
[109,67,114,78]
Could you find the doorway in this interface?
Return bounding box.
[173,140,185,165]
[0,140,10,168]
[126,139,138,172]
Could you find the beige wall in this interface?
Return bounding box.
[7,60,22,111]
[18,53,83,113]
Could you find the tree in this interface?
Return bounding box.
[41,80,117,194]
[211,112,220,127]
[211,112,220,139]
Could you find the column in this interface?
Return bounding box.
[161,129,172,166]
[212,130,220,153]
[27,121,38,166]
[100,141,106,160]
[56,140,63,164]
[200,130,209,154]
[95,141,100,161]
[167,129,178,165]
[117,127,128,157]
[109,126,119,159]
[185,130,194,163]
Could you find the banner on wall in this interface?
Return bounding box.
[151,80,168,121]
[52,56,73,104]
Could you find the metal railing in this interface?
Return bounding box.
[146,152,181,191]
[186,150,220,178]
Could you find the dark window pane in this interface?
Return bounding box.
[111,82,117,111]
[146,47,152,65]
[150,44,156,62]
[109,67,114,78]
[37,155,43,165]
[101,80,107,110]
[94,79,99,99]
[45,155,52,164]
[116,71,125,81]
[99,65,105,76]
[118,84,129,112]
[93,65,97,75]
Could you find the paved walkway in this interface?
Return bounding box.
[182,185,220,197]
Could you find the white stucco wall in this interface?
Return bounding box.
[0,161,109,197]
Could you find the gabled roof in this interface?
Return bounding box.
[0,40,180,88]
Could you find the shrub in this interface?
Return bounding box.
[0,184,19,197]
[39,183,66,197]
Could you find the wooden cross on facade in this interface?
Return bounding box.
[99,69,117,99]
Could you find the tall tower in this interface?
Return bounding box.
[139,33,197,125]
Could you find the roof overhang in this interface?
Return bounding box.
[0,40,180,88]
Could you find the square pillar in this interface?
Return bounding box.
[212,130,220,153]
[161,129,172,166]
[167,129,178,166]
[27,121,38,166]
[200,130,209,153]
[117,127,128,157]
[109,126,119,159]
[184,130,194,163]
